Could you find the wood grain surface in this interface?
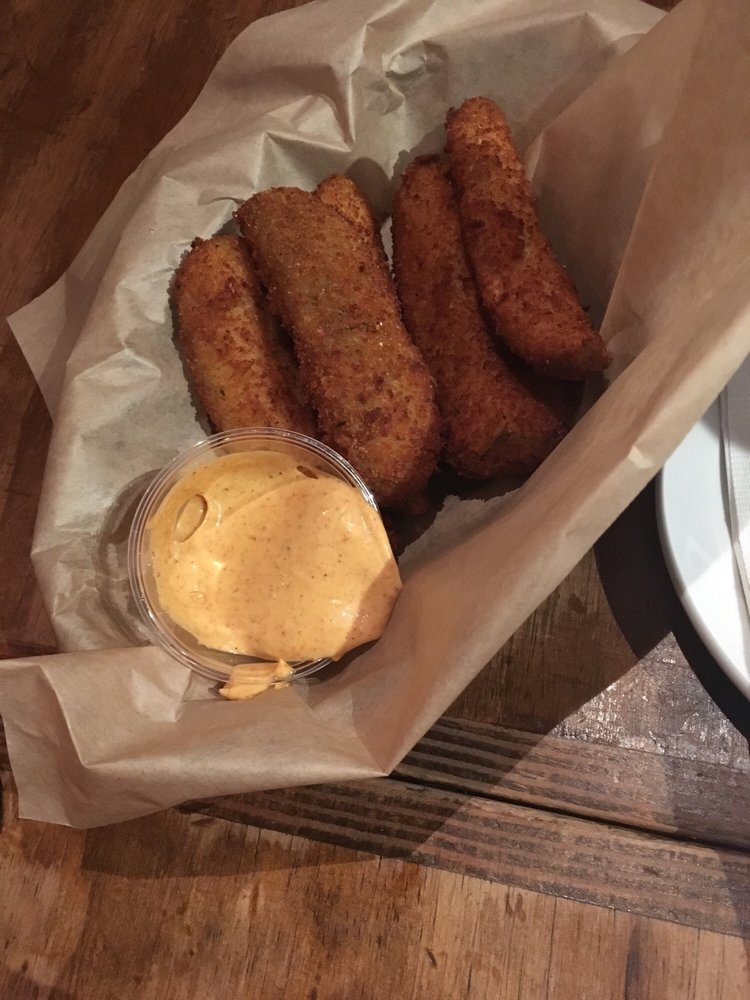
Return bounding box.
[3,0,750,997]
[184,776,750,938]
[2,779,747,1000]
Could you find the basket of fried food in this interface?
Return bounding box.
[171,96,610,526]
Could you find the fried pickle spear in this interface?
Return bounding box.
[315,174,392,275]
[445,97,610,380]
[173,235,316,435]
[236,188,441,508]
[392,156,566,479]
[315,175,381,245]
[316,175,402,297]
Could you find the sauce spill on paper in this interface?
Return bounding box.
[218,660,294,701]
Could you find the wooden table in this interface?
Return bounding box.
[3,0,749,996]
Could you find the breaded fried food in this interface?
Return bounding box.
[445,97,610,380]
[510,363,583,430]
[315,175,381,245]
[392,156,565,479]
[173,235,316,435]
[236,188,441,508]
[316,175,392,287]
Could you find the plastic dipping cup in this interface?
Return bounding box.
[127,427,379,684]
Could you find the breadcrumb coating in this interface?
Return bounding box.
[446,97,610,379]
[315,175,381,244]
[172,234,316,434]
[236,188,441,508]
[392,155,566,479]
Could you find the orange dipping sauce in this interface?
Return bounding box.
[147,451,402,664]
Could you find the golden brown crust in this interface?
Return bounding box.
[392,155,565,479]
[445,97,610,380]
[315,174,392,279]
[315,175,380,242]
[236,187,441,509]
[172,235,316,435]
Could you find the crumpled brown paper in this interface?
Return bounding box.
[3,0,749,828]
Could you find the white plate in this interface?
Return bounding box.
[657,399,750,701]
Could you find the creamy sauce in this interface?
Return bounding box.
[219,660,294,701]
[147,450,402,664]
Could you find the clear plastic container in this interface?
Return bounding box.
[128,427,378,684]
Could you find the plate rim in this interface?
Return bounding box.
[656,400,750,702]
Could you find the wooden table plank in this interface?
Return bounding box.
[0,336,55,655]
[183,776,750,938]
[694,932,750,1000]
[397,715,750,851]
[1,781,748,1000]
[0,0,312,313]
